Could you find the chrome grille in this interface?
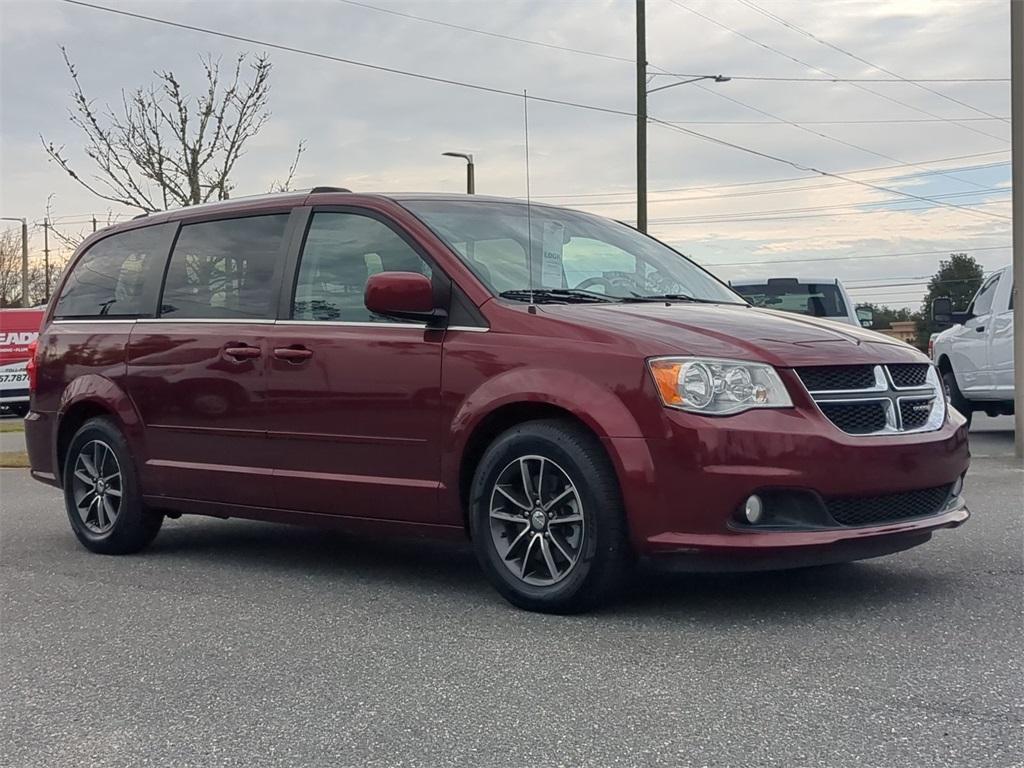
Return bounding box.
[798,364,945,436]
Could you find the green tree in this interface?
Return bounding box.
[916,252,984,339]
[855,302,918,330]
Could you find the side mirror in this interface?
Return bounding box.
[855,307,874,328]
[364,272,445,326]
[931,296,953,326]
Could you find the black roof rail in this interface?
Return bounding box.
[132,212,149,220]
[309,186,352,194]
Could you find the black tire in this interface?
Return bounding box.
[63,417,162,554]
[469,419,632,614]
[942,369,972,428]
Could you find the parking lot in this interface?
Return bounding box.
[1,417,1021,768]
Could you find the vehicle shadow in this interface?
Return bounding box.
[149,516,952,622]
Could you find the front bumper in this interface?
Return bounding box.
[606,400,971,565]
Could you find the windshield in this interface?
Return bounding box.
[401,199,744,304]
[732,281,848,318]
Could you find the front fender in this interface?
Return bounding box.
[440,367,654,531]
[450,367,645,445]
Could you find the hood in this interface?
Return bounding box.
[537,302,928,367]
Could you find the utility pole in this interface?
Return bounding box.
[0,216,28,307]
[1011,0,1023,459]
[636,0,647,233]
[43,218,51,302]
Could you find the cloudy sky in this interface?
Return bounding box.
[0,0,1013,308]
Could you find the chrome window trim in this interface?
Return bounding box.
[136,317,277,325]
[275,320,429,329]
[52,319,139,325]
[446,325,489,333]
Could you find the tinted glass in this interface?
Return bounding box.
[970,274,1000,316]
[55,225,170,318]
[292,212,431,322]
[161,215,289,319]
[733,282,848,318]
[402,200,742,304]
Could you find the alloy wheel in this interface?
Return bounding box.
[488,455,585,586]
[70,439,123,534]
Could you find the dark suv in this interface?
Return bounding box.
[24,189,970,613]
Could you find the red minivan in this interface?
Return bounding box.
[24,189,970,612]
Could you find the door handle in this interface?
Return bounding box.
[273,346,313,362]
[223,345,261,360]
[975,325,986,333]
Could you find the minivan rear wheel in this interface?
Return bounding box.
[469,419,632,613]
[63,417,162,554]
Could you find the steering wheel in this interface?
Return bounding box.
[574,276,616,293]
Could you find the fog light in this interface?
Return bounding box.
[951,476,964,497]
[743,494,764,524]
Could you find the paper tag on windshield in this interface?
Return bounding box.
[540,221,565,288]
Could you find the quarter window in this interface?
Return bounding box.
[54,224,172,318]
[160,215,289,319]
[292,213,431,322]
[970,274,1000,317]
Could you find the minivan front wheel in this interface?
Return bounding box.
[469,420,631,613]
[63,417,162,554]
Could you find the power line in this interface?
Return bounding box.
[698,244,1010,267]
[337,0,1006,186]
[647,198,1009,226]
[662,0,1010,145]
[334,0,632,64]
[534,150,1010,199]
[59,0,636,120]
[656,72,1010,83]
[636,187,1010,222]
[647,118,1012,220]
[734,0,1009,123]
[338,0,995,193]
[558,162,1010,207]
[60,0,1012,222]
[651,66,998,192]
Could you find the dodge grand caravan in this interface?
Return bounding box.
[24,189,970,613]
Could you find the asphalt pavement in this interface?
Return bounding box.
[1,433,1022,767]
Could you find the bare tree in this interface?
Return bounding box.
[0,228,24,307]
[42,48,303,213]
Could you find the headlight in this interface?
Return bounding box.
[648,357,793,415]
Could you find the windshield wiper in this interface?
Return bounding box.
[498,289,619,304]
[623,293,740,305]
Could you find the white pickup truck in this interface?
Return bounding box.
[931,265,1015,426]
[729,277,869,327]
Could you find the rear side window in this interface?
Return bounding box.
[160,215,289,319]
[970,273,1000,317]
[55,224,172,318]
[292,212,431,322]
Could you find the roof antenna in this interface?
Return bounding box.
[523,89,536,311]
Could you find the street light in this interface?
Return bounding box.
[635,67,731,234]
[0,216,28,307]
[442,152,475,194]
[647,74,731,95]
